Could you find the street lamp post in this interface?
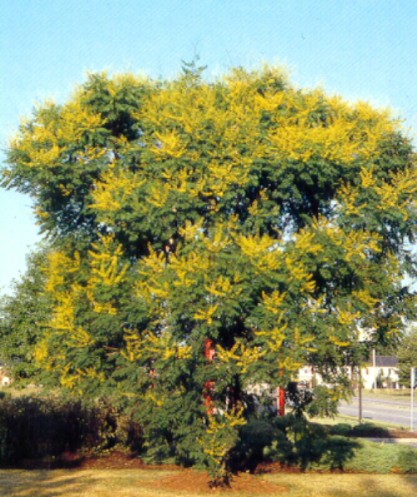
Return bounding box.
[411,367,416,432]
[354,340,369,424]
[358,366,363,423]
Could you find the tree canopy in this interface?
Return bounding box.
[3,64,417,478]
[0,249,52,385]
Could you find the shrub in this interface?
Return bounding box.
[329,423,352,437]
[0,396,142,465]
[231,414,360,472]
[350,422,390,438]
[231,418,289,472]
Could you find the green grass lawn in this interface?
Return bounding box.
[313,439,417,473]
[263,473,417,497]
[1,438,416,496]
[364,389,412,399]
[0,469,416,497]
[311,413,411,432]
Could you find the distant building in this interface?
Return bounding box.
[361,356,399,389]
[0,363,11,387]
[297,355,400,390]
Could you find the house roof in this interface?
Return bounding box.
[373,356,399,367]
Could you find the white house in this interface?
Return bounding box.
[296,355,400,390]
[0,364,11,387]
[361,356,399,389]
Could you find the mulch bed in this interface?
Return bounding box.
[148,469,288,494]
[352,428,417,439]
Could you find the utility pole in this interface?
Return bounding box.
[411,367,416,432]
[372,348,376,390]
[358,366,363,423]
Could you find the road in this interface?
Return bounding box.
[339,393,416,428]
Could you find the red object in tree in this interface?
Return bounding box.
[204,338,216,361]
[277,368,286,416]
[278,387,286,416]
[204,380,216,415]
[204,338,217,414]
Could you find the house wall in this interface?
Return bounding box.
[0,366,11,387]
[361,366,400,389]
[296,364,400,389]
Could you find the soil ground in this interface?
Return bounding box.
[354,428,417,438]
[2,447,417,496]
[7,452,288,494]
[2,426,415,494]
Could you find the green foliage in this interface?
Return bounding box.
[340,440,417,474]
[0,395,142,464]
[235,416,417,474]
[0,249,53,385]
[305,385,345,418]
[396,447,417,473]
[2,64,417,480]
[349,422,391,438]
[233,415,360,471]
[232,418,290,471]
[271,415,332,469]
[329,422,354,437]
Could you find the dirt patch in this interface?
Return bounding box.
[255,462,302,475]
[352,429,417,439]
[76,451,147,470]
[12,453,287,494]
[382,430,417,439]
[255,462,363,475]
[148,469,287,494]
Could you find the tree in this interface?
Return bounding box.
[2,65,417,481]
[0,248,53,385]
[398,329,417,387]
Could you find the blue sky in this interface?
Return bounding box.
[2,0,417,292]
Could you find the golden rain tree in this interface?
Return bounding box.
[3,64,417,480]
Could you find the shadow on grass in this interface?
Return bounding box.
[0,470,100,497]
[309,435,361,471]
[281,416,363,472]
[321,420,393,439]
[350,422,392,438]
[406,474,417,495]
[236,415,362,473]
[1,455,87,470]
[336,475,417,497]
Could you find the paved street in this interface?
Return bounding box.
[339,393,416,429]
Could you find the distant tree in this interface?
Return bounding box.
[0,248,53,385]
[398,329,417,387]
[2,64,417,482]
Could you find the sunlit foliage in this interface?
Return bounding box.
[3,63,417,478]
